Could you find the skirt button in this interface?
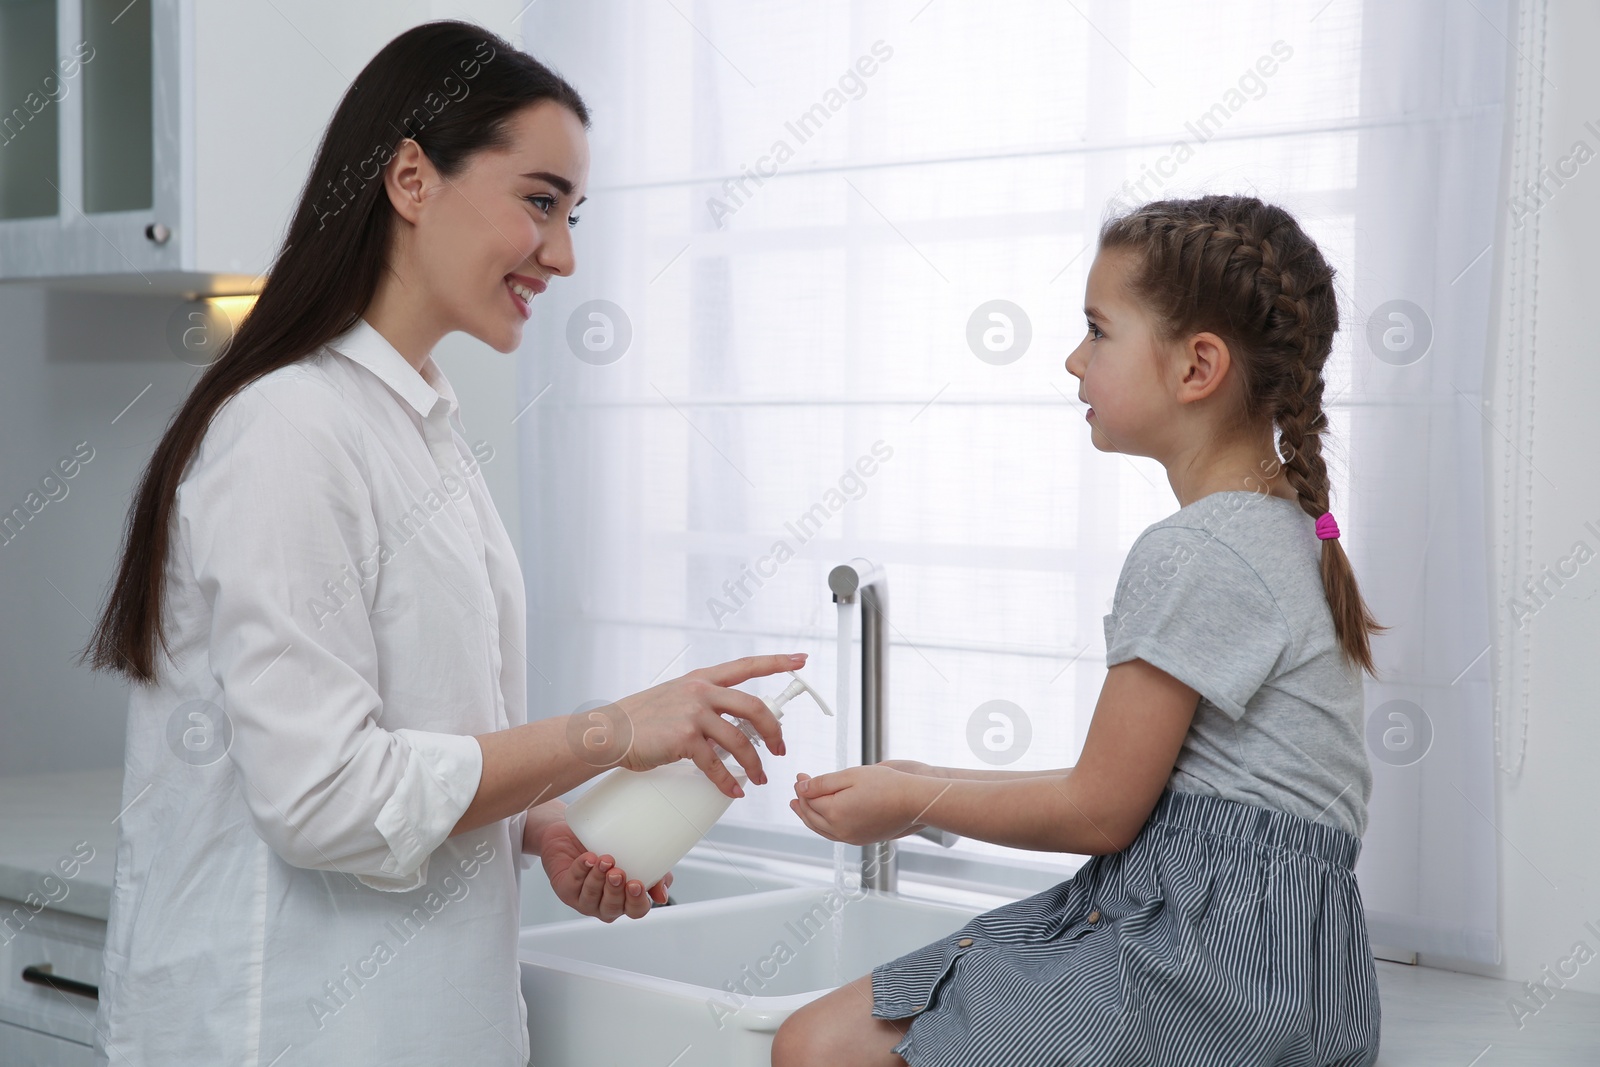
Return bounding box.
[957,937,974,947]
[1087,910,1101,923]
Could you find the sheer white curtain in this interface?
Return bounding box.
[517,0,1506,958]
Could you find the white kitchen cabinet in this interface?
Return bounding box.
[0,1020,95,1067]
[0,0,518,297]
[0,899,104,1066]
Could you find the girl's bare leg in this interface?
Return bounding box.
[771,973,913,1067]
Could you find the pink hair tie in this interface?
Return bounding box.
[1316,512,1340,540]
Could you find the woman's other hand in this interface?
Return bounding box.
[538,820,672,922]
[570,653,806,800]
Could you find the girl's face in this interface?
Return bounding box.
[399,100,590,354]
[1064,249,1178,460]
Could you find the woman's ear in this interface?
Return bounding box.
[383,137,434,226]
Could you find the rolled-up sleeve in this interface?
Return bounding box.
[511,809,536,871]
[179,377,483,892]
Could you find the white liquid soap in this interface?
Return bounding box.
[564,671,833,889]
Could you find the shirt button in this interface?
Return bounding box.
[1087,910,1101,923]
[957,937,974,947]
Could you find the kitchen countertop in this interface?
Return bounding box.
[0,768,122,922]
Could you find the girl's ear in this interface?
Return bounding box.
[1173,331,1234,405]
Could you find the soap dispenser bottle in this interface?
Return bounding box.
[564,671,833,889]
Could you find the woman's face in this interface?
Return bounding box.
[397,100,590,354]
[1064,249,1176,459]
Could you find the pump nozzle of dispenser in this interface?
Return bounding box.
[716,670,832,765]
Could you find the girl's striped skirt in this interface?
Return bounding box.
[871,788,1382,1066]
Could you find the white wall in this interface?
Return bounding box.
[0,287,176,773]
[0,287,521,776]
[1462,0,1600,1001]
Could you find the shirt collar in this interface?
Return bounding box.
[326,316,459,421]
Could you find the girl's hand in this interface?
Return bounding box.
[877,758,941,778]
[569,653,806,799]
[537,820,673,922]
[789,767,940,845]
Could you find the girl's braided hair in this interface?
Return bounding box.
[1100,194,1386,677]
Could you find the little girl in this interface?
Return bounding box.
[773,194,1385,1067]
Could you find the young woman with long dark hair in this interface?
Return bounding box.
[82,21,798,1064]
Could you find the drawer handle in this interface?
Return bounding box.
[21,964,99,1001]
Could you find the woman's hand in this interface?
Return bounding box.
[537,819,672,922]
[789,767,943,846]
[570,653,806,800]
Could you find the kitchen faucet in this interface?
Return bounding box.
[828,558,957,893]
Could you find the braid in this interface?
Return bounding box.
[1276,362,1332,518]
[1100,195,1387,676]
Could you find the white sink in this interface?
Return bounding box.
[519,885,982,1067]
[519,850,807,925]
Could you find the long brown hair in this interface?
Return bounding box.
[1100,194,1387,676]
[82,20,588,683]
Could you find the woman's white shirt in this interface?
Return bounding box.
[94,317,534,1066]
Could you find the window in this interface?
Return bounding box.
[521,0,1506,954]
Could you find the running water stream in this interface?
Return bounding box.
[830,599,854,983]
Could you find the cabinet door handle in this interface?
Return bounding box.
[21,964,99,1001]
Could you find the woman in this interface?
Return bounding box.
[80,21,795,1065]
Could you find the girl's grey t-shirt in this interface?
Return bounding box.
[1102,490,1372,838]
